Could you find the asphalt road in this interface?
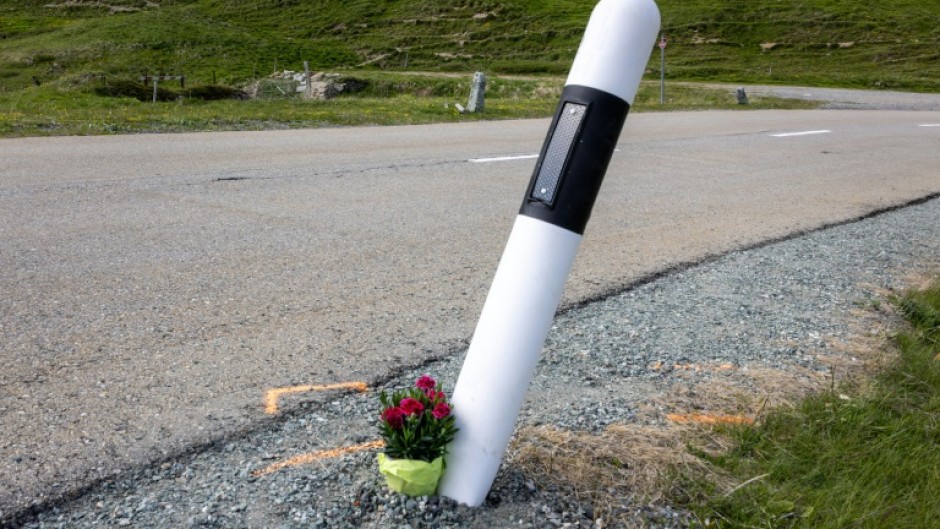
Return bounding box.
[694,83,940,111]
[2,108,940,521]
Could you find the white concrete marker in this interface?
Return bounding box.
[439,0,661,507]
[771,130,832,137]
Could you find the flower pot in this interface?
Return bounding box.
[376,453,444,496]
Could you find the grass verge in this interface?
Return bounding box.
[680,279,940,529]
[0,76,815,138]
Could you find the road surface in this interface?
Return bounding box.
[2,108,939,521]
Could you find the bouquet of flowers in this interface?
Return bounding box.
[377,375,457,496]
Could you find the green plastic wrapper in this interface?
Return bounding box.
[377,453,444,496]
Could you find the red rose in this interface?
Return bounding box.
[432,402,451,420]
[381,407,405,429]
[399,398,425,416]
[416,375,436,391]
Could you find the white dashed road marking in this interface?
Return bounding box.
[468,154,539,163]
[469,148,620,164]
[771,130,832,138]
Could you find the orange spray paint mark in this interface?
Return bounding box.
[667,413,755,426]
[263,381,369,415]
[252,440,385,477]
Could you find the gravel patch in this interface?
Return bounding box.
[16,196,940,529]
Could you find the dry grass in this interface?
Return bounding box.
[506,278,922,527]
[507,362,843,526]
[507,364,828,526]
[508,422,728,527]
[689,276,940,528]
[650,366,827,421]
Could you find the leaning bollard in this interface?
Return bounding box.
[468,72,486,113]
[438,0,661,507]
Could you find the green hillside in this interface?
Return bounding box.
[0,0,937,136]
[2,0,938,91]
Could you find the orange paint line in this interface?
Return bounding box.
[252,440,385,477]
[667,413,755,426]
[263,381,369,415]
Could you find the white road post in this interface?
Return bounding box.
[439,0,661,507]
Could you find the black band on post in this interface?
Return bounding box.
[519,85,630,235]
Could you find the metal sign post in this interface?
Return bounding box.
[438,0,661,507]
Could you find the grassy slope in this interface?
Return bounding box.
[0,0,935,136]
[1,0,939,92]
[660,0,940,90]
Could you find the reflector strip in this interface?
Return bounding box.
[530,103,587,204]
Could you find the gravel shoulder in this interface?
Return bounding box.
[13,194,940,529]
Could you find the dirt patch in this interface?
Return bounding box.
[691,36,725,45]
[43,1,154,13]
